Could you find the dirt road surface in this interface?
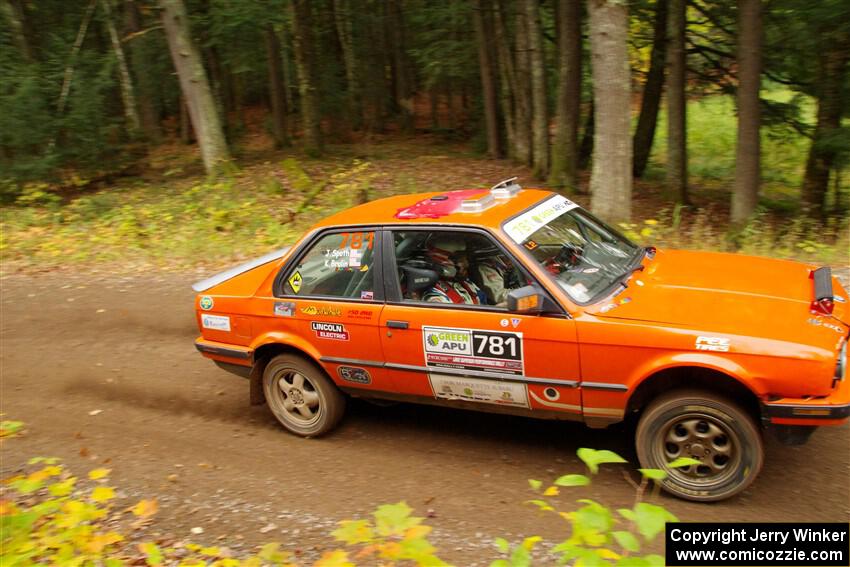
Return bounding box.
[2,272,849,564]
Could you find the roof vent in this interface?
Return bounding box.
[490,177,522,199]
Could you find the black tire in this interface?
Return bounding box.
[262,354,346,437]
[636,389,763,502]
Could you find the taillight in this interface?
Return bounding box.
[812,297,835,315]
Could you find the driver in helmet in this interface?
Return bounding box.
[423,236,488,305]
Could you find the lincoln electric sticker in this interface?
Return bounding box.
[428,374,529,408]
[422,326,524,375]
[311,321,350,340]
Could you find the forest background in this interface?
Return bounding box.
[1,0,848,271]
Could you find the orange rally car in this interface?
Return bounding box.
[192,178,849,502]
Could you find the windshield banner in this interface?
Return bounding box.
[503,195,578,243]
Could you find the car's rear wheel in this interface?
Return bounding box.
[636,389,763,502]
[263,354,345,437]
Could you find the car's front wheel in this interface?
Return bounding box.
[263,354,346,437]
[636,389,763,502]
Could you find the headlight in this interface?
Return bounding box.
[836,341,847,385]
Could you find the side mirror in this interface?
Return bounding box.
[506,285,558,314]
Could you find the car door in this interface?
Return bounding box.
[273,227,392,392]
[378,227,582,416]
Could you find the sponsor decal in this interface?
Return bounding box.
[695,336,730,352]
[599,303,617,313]
[635,279,645,286]
[808,318,846,333]
[201,314,231,332]
[311,321,350,340]
[347,308,373,320]
[619,297,632,305]
[274,301,295,317]
[288,271,303,293]
[499,318,509,328]
[428,374,529,408]
[423,326,524,376]
[360,290,374,300]
[504,195,578,243]
[524,240,539,250]
[511,318,521,328]
[199,296,214,310]
[301,305,342,317]
[337,366,371,385]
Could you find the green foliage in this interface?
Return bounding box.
[513,448,678,567]
[3,419,682,566]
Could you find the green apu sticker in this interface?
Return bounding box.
[200,296,214,310]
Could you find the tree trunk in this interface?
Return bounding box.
[511,0,533,165]
[494,0,517,160]
[333,0,363,130]
[265,25,289,148]
[588,0,632,221]
[801,33,849,217]
[633,0,667,179]
[1,0,33,61]
[388,0,414,132]
[290,0,322,155]
[101,0,140,135]
[579,99,594,172]
[57,0,97,117]
[525,0,549,179]
[473,0,501,158]
[160,0,230,175]
[665,0,688,202]
[125,0,162,142]
[549,0,582,191]
[179,95,193,144]
[730,0,762,224]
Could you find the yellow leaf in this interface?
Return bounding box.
[644,219,658,226]
[597,548,621,560]
[91,486,115,502]
[131,499,158,517]
[88,468,111,480]
[0,499,19,515]
[542,486,560,497]
[314,550,354,567]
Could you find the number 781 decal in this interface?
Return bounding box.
[422,326,524,376]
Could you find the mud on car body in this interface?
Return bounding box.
[192,178,850,502]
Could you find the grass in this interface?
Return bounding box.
[648,90,817,207]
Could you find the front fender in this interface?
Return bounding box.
[627,352,765,397]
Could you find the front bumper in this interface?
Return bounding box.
[763,372,850,426]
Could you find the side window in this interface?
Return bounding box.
[392,230,525,307]
[283,231,377,300]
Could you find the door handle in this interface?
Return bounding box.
[386,320,409,329]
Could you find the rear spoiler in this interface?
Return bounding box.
[811,266,834,315]
[192,246,291,292]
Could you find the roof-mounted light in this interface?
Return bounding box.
[460,192,496,213]
[490,177,522,200]
[393,178,522,219]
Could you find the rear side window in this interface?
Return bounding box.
[282,231,377,300]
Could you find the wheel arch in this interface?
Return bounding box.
[249,334,326,405]
[625,365,763,426]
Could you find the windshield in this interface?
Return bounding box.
[503,195,640,303]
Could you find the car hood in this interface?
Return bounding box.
[592,249,849,349]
